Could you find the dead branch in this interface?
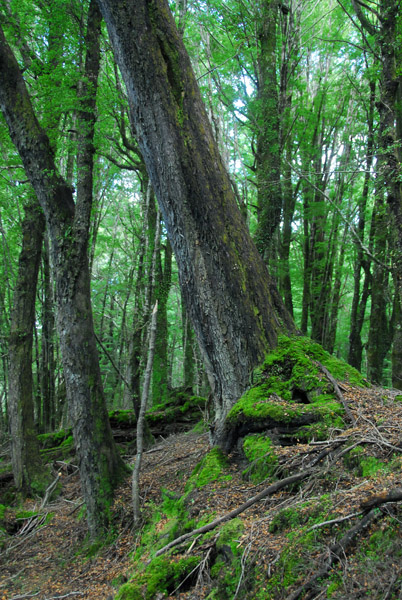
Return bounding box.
[360,487,402,511]
[155,468,315,557]
[307,511,363,532]
[155,441,344,558]
[287,508,378,600]
[40,473,61,509]
[315,361,356,426]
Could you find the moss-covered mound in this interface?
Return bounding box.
[147,390,206,435]
[223,336,365,452]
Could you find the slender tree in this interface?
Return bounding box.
[8,198,50,495]
[0,0,127,537]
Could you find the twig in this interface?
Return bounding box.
[44,593,84,600]
[233,541,252,600]
[10,593,40,600]
[307,511,363,532]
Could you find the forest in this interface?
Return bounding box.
[0,0,402,598]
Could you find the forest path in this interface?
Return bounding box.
[1,385,402,599]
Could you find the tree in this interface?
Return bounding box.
[97,0,296,447]
[0,0,127,537]
[8,198,50,495]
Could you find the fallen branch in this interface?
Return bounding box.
[155,468,315,557]
[44,593,84,600]
[287,509,378,600]
[40,473,61,509]
[315,361,356,426]
[307,511,363,532]
[360,487,402,511]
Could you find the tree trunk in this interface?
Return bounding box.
[97,0,296,448]
[40,235,56,431]
[0,2,127,537]
[254,0,282,260]
[348,81,375,370]
[8,199,50,495]
[152,237,172,405]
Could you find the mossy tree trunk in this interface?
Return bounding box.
[0,1,127,537]
[97,0,296,447]
[254,0,282,262]
[8,199,50,496]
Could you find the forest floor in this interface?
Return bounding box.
[1,384,402,600]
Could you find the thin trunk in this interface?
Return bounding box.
[254,0,282,261]
[348,81,375,369]
[40,235,56,432]
[8,199,49,495]
[152,237,172,405]
[182,306,195,391]
[132,301,158,525]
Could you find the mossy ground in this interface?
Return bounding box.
[3,385,402,600]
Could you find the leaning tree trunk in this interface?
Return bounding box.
[8,199,50,496]
[97,0,296,448]
[0,2,127,538]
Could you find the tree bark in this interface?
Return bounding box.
[8,199,50,495]
[0,1,127,537]
[254,0,282,261]
[97,0,296,447]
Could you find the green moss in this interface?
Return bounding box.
[108,410,136,427]
[255,335,366,391]
[242,435,278,483]
[37,429,71,449]
[185,448,232,491]
[263,496,339,597]
[116,555,199,600]
[216,518,244,552]
[395,395,402,402]
[228,391,343,426]
[344,447,388,477]
[227,336,361,442]
[190,419,208,434]
[207,519,246,599]
[15,509,38,519]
